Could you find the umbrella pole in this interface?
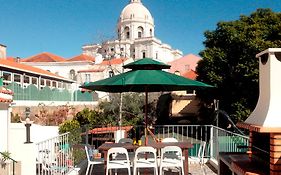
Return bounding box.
[145,90,148,145]
[119,93,123,129]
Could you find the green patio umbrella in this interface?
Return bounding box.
[81,58,213,144]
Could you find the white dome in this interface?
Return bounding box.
[120,1,153,24]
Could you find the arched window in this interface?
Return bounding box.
[150,29,153,36]
[124,26,130,39]
[70,69,76,80]
[138,26,144,38]
[142,52,146,58]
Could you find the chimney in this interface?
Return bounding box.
[244,48,281,127]
[0,44,7,59]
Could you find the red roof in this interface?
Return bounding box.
[22,52,65,62]
[88,126,133,134]
[0,88,13,95]
[101,58,127,65]
[182,70,197,80]
[68,54,95,62]
[0,59,67,80]
[0,98,12,103]
[78,68,105,73]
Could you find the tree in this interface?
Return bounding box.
[196,9,281,123]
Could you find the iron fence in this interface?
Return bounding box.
[36,132,73,175]
[81,124,249,162]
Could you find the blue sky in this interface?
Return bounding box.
[0,0,280,58]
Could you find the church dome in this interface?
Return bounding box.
[120,0,153,25]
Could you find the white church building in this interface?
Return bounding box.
[82,0,183,63]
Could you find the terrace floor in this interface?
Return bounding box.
[86,162,217,175]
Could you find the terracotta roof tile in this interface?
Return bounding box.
[22,52,65,62]
[0,88,13,95]
[68,54,95,62]
[88,126,133,134]
[0,59,68,80]
[182,70,197,80]
[78,69,105,73]
[0,98,12,103]
[101,58,127,65]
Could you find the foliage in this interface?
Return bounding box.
[11,113,21,123]
[73,93,149,127]
[196,9,281,122]
[34,103,70,126]
[0,151,11,162]
[72,147,86,165]
[59,120,81,144]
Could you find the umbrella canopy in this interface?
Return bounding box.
[81,58,213,144]
[82,69,212,92]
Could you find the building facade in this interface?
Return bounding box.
[82,0,183,63]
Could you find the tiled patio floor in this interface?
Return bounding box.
[88,162,217,175]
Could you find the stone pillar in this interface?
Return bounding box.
[270,133,281,175]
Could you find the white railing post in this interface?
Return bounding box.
[209,125,214,158]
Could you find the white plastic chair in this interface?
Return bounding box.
[161,138,178,143]
[189,141,207,165]
[85,145,104,175]
[106,147,131,175]
[133,146,158,175]
[159,146,184,175]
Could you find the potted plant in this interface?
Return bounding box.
[0,151,11,169]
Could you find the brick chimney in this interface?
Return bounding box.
[237,48,281,175]
[244,48,281,127]
[0,44,7,59]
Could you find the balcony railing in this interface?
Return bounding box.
[6,82,95,102]
[82,125,249,163]
[36,132,73,175]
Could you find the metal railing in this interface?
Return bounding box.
[82,124,249,162]
[0,151,18,175]
[7,82,94,102]
[36,132,73,175]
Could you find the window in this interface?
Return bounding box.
[14,74,21,83]
[46,80,51,87]
[58,82,62,88]
[40,79,45,86]
[32,77,38,85]
[69,69,76,80]
[137,26,144,38]
[124,26,130,39]
[3,72,11,81]
[185,64,190,71]
[156,52,158,59]
[150,29,153,36]
[24,75,30,84]
[85,74,91,82]
[109,71,114,77]
[142,52,146,58]
[52,81,57,88]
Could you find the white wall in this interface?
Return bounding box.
[0,103,10,152]
[9,124,59,175]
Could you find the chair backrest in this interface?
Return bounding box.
[107,147,129,161]
[162,137,178,143]
[197,141,206,161]
[134,146,157,160]
[85,145,93,161]
[161,146,183,161]
[118,138,133,144]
